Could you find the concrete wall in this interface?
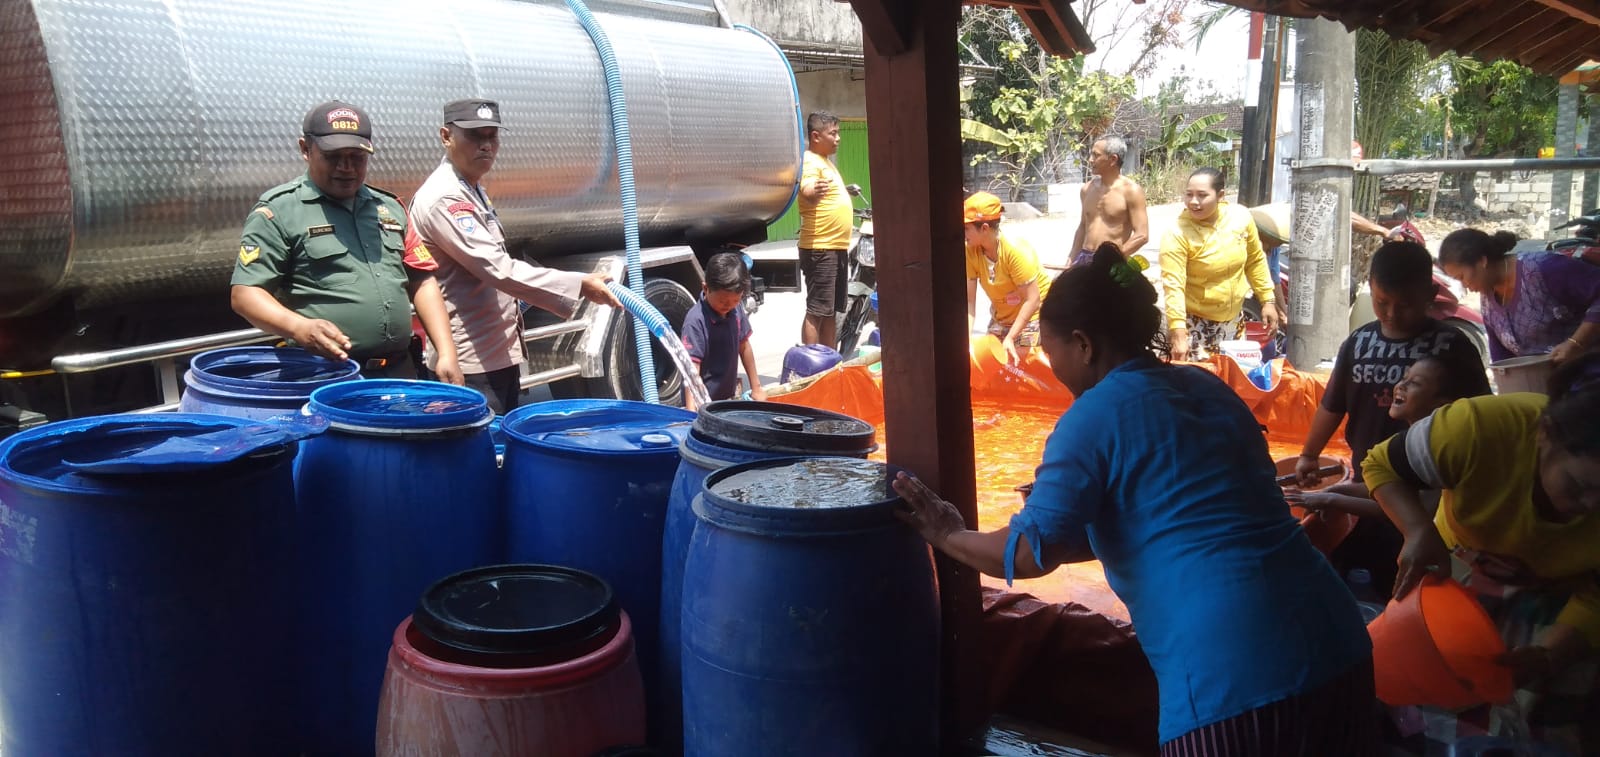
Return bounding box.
[796,69,866,120]
[721,0,862,49]
[1471,173,1588,235]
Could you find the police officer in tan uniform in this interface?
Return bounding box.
[231,100,462,383]
[409,98,618,413]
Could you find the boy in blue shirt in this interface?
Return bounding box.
[681,253,766,410]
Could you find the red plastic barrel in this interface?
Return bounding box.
[375,565,647,757]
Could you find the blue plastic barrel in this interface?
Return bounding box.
[180,346,361,422]
[681,457,939,755]
[658,401,876,753]
[295,379,500,755]
[501,398,693,736]
[0,414,298,756]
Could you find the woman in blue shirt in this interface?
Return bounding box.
[894,244,1379,755]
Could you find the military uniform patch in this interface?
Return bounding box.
[252,206,274,220]
[238,244,260,265]
[307,224,335,237]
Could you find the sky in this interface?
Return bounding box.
[1077,1,1255,100]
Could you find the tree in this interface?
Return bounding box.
[1353,29,1431,215]
[1449,57,1557,159]
[959,7,1136,200]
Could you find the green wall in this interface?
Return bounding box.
[767,119,871,241]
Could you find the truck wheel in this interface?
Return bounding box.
[551,277,696,406]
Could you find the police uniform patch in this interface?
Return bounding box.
[446,201,475,214]
[409,245,433,263]
[238,244,260,265]
[452,210,477,234]
[252,206,274,220]
[307,224,335,237]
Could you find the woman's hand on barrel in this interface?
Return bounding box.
[892,472,967,548]
[1393,527,1452,599]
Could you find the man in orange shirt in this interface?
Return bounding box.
[796,111,854,348]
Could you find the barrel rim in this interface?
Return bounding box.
[501,398,694,457]
[412,563,620,660]
[692,401,877,456]
[694,456,905,535]
[0,413,294,492]
[308,379,492,434]
[392,608,636,691]
[185,346,361,398]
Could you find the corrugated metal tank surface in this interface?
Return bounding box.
[0,0,800,318]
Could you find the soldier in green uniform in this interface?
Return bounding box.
[230,100,463,383]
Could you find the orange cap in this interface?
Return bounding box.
[963,192,1004,224]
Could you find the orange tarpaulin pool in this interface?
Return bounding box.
[769,344,1351,622]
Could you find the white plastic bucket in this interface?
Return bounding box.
[1489,354,1553,395]
[1220,340,1263,370]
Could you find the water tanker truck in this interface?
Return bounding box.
[0,0,802,433]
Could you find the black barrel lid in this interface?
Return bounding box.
[692,400,876,456]
[412,565,618,660]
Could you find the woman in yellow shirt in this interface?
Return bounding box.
[964,192,1052,364]
[1160,168,1281,361]
[1362,350,1600,752]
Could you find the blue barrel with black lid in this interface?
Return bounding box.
[0,413,301,756]
[681,456,939,756]
[294,379,500,755]
[180,346,361,422]
[501,399,694,741]
[657,401,876,753]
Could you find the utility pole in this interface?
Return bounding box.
[1286,18,1355,370]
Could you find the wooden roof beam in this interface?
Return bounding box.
[1485,11,1583,59]
[1443,5,1559,56]
[851,0,911,56]
[1531,0,1600,26]
[1530,42,1598,76]
[1516,19,1600,63]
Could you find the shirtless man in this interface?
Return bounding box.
[1070,136,1149,266]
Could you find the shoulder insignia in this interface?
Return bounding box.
[238,244,260,265]
[252,206,274,221]
[307,224,335,237]
[376,204,392,217]
[446,201,476,214]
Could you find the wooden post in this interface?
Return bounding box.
[851,0,985,751]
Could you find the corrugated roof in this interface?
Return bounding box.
[1217,0,1600,77]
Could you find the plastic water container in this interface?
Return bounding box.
[180,346,360,422]
[780,344,843,383]
[1219,339,1263,370]
[376,565,646,757]
[500,399,694,739]
[1490,354,1554,395]
[0,414,299,755]
[295,380,502,754]
[681,457,939,755]
[659,402,876,752]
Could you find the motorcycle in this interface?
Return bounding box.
[836,184,877,356]
[1245,203,1488,364]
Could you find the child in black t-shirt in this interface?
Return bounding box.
[1292,241,1491,595]
[680,253,766,411]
